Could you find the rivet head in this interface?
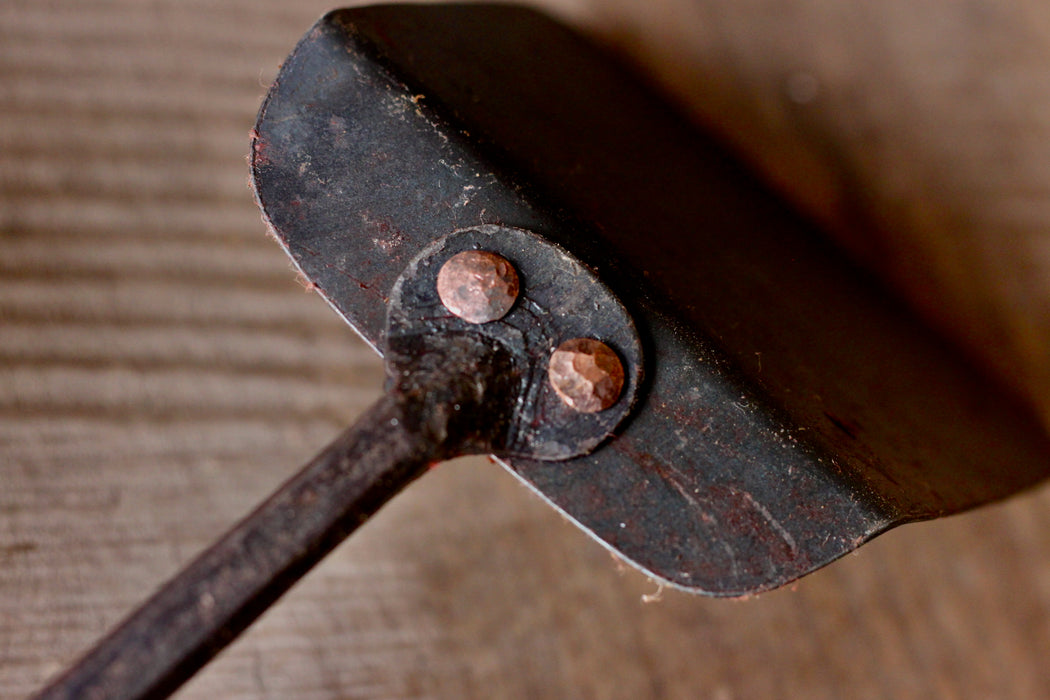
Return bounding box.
[548,338,625,413]
[436,250,519,324]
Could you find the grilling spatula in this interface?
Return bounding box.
[33,5,1050,699]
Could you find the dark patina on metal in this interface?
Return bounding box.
[251,3,1050,596]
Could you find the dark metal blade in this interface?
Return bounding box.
[251,4,1050,595]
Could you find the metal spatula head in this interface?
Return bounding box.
[251,3,1050,595]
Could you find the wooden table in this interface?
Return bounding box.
[3,1,1049,697]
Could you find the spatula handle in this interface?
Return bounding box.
[32,391,439,700]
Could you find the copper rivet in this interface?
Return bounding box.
[548,338,625,413]
[436,250,519,324]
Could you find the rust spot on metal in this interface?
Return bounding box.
[251,131,274,168]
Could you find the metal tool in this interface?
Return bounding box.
[33,4,1050,699]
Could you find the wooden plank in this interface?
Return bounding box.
[2,1,1049,698]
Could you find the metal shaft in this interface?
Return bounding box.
[32,391,444,700]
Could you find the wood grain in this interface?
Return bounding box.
[2,1,1049,698]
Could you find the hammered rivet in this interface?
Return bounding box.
[548,338,625,413]
[436,250,519,324]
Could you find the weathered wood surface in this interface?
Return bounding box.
[1,1,1049,698]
